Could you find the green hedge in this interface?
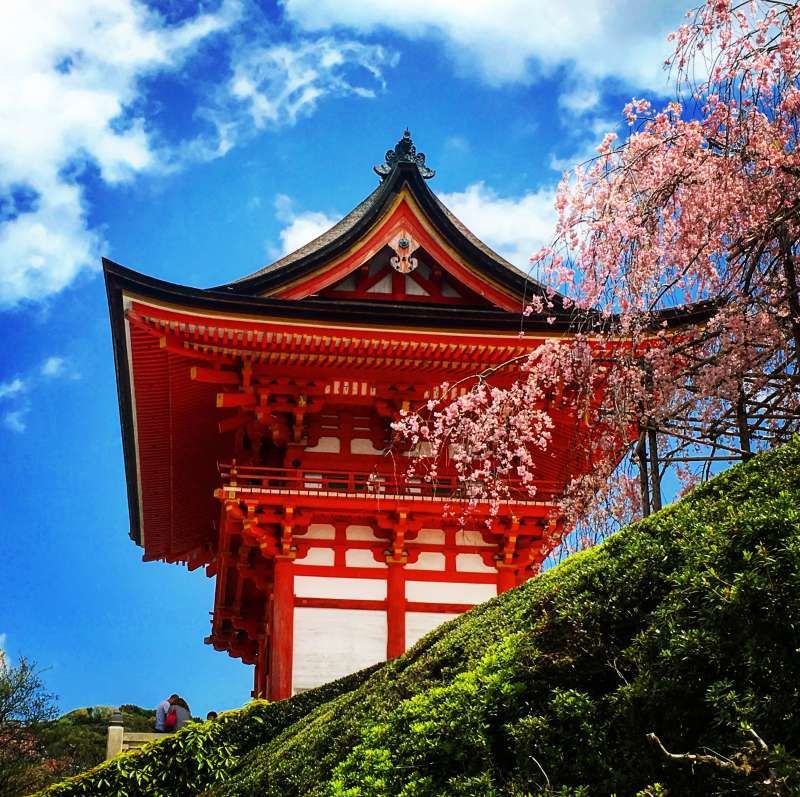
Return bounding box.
[40,438,800,796]
[33,664,381,797]
[213,437,800,796]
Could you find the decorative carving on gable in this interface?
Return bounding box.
[388,230,420,274]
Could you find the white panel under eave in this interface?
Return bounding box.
[405,612,460,649]
[406,580,497,604]
[368,273,392,293]
[455,528,494,546]
[294,576,387,600]
[346,549,387,568]
[415,528,445,545]
[293,608,386,692]
[295,547,335,566]
[300,523,336,540]
[405,274,429,295]
[305,436,341,453]
[346,525,380,541]
[350,437,385,455]
[406,552,446,571]
[456,553,496,573]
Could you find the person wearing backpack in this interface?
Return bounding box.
[154,693,179,732]
[170,696,192,730]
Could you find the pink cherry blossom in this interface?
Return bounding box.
[396,0,800,560]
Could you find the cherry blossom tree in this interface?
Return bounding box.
[396,0,800,560]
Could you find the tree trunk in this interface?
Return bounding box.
[636,431,651,517]
[735,388,753,461]
[779,230,800,365]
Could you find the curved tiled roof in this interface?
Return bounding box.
[215,161,545,303]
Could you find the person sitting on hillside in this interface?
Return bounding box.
[154,694,179,732]
[170,696,192,730]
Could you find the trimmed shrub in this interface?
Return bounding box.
[33,664,380,797]
[40,438,800,796]
[217,438,800,796]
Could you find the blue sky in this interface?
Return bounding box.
[0,0,688,716]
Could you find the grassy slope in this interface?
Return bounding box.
[39,438,800,796]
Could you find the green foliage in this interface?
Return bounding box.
[32,665,380,797]
[0,656,58,797]
[35,705,156,784]
[38,438,800,796]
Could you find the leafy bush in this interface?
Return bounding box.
[39,438,800,796]
[217,437,800,796]
[35,705,156,784]
[33,665,380,797]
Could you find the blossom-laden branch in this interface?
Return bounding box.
[396,0,800,555]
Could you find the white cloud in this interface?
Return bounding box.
[443,135,471,154]
[1,3,395,308]
[281,0,684,89]
[41,356,67,377]
[436,182,557,268]
[559,83,601,116]
[271,194,339,257]
[0,0,241,308]
[0,357,78,433]
[4,408,29,433]
[223,39,398,132]
[0,377,27,399]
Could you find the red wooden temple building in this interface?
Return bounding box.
[105,131,702,700]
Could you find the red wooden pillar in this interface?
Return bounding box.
[386,560,406,659]
[252,649,265,698]
[268,557,294,700]
[496,565,517,594]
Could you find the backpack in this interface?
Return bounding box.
[164,707,178,731]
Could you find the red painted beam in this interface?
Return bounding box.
[295,597,386,611]
[293,596,478,614]
[291,564,498,583]
[191,366,241,385]
[216,392,256,408]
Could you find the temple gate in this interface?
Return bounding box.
[105,132,693,699]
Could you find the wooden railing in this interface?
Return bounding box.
[218,463,560,504]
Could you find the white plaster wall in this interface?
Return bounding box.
[295,576,387,600]
[455,528,493,546]
[368,273,392,293]
[405,274,429,295]
[415,528,445,544]
[406,580,497,604]
[346,549,387,568]
[456,553,496,573]
[305,436,341,453]
[406,552,446,571]
[346,525,380,541]
[405,611,460,648]
[300,523,336,540]
[293,608,386,692]
[350,438,384,455]
[295,547,335,566]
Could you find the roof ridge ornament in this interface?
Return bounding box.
[374,129,435,181]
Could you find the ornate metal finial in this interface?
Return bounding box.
[374,129,435,181]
